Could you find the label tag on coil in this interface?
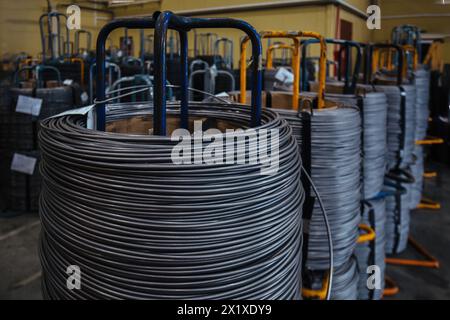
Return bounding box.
[63,79,74,86]
[10,153,37,175]
[50,104,95,118]
[16,95,42,117]
[274,67,294,85]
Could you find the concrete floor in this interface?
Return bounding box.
[0,162,449,300]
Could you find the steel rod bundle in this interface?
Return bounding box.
[39,100,305,300]
[355,198,386,300]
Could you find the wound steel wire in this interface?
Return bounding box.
[355,198,386,300]
[38,101,305,300]
[290,105,361,270]
[374,85,416,170]
[384,177,411,254]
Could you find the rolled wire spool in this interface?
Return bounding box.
[374,84,416,170]
[384,172,413,254]
[271,98,361,270]
[409,67,430,209]
[308,86,388,199]
[410,145,424,209]
[414,67,430,141]
[39,101,306,300]
[355,198,386,300]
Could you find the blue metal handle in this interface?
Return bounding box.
[14,64,61,88]
[95,16,188,131]
[153,11,262,136]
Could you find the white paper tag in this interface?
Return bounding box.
[16,95,42,117]
[10,153,37,175]
[274,67,294,84]
[49,104,95,119]
[81,92,89,103]
[63,79,74,86]
[215,92,230,98]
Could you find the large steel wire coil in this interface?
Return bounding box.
[310,89,388,199]
[374,85,416,170]
[384,176,411,254]
[39,101,306,300]
[273,104,361,270]
[355,198,386,300]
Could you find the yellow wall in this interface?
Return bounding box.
[372,0,450,63]
[0,0,112,57]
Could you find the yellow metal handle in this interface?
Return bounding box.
[240,31,326,110]
[416,137,444,145]
[302,272,329,300]
[240,31,300,109]
[357,224,376,244]
[266,43,295,69]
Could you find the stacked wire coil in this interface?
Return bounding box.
[39,101,305,300]
[384,176,411,254]
[355,198,386,300]
[2,86,78,212]
[295,105,361,270]
[410,68,431,209]
[375,85,416,170]
[330,257,359,300]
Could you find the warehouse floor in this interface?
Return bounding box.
[0,162,449,300]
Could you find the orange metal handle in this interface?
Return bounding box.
[266,44,295,69]
[417,197,441,210]
[383,276,399,297]
[357,224,376,244]
[70,58,85,87]
[416,137,444,145]
[240,31,300,109]
[302,272,329,300]
[385,236,440,268]
[240,31,326,110]
[423,171,437,178]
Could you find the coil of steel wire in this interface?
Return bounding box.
[384,174,412,254]
[414,67,430,141]
[355,198,386,300]
[39,101,305,300]
[330,257,359,300]
[410,68,431,209]
[309,88,388,199]
[374,85,416,170]
[410,145,424,209]
[280,102,361,270]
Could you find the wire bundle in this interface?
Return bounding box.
[330,257,359,300]
[317,90,388,199]
[410,68,431,209]
[384,177,411,254]
[375,85,416,170]
[294,105,361,270]
[39,101,305,300]
[355,198,386,300]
